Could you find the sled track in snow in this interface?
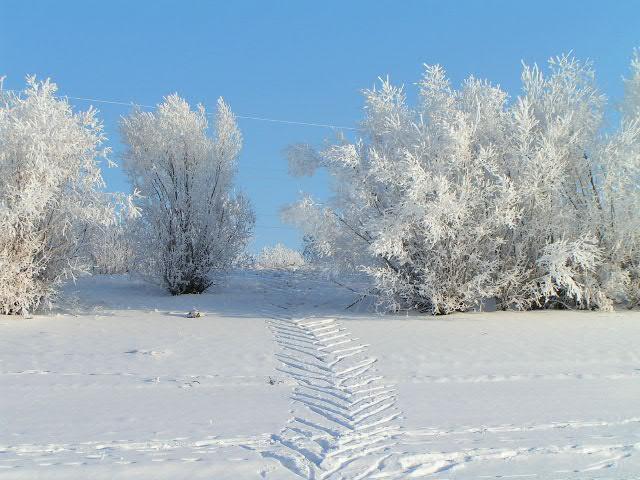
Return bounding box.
[257,315,402,479]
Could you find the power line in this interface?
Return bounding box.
[64,95,360,131]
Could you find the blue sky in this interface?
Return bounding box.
[2,1,639,251]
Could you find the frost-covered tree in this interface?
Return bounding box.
[494,55,610,310]
[257,243,305,271]
[0,77,116,314]
[284,74,519,314]
[88,212,136,275]
[597,49,640,307]
[284,53,640,314]
[621,49,640,119]
[498,54,640,310]
[121,95,254,294]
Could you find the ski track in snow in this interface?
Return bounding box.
[4,369,640,383]
[245,274,637,479]
[0,435,268,469]
[3,428,639,478]
[254,312,640,479]
[247,313,402,479]
[2,272,639,478]
[247,278,640,479]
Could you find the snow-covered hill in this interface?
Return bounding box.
[1,271,639,479]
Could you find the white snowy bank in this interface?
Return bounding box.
[1,271,639,479]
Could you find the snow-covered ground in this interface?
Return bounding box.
[1,271,639,479]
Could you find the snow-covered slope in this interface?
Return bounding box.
[1,271,639,479]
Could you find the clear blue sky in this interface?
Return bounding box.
[2,1,639,251]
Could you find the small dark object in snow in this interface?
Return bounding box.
[267,376,283,385]
[187,308,203,318]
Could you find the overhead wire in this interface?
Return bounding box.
[58,94,344,233]
[64,95,361,131]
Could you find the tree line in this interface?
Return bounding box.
[1,51,638,315]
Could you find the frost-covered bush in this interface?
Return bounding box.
[535,237,608,310]
[599,49,640,308]
[0,77,116,314]
[88,213,136,275]
[284,73,519,314]
[284,53,640,313]
[121,95,254,295]
[498,54,640,310]
[257,243,305,271]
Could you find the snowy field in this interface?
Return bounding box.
[1,271,639,479]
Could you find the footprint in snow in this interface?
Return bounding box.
[125,349,166,356]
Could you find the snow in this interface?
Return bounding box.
[1,271,639,479]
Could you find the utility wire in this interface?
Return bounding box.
[65,95,360,131]
[58,95,331,232]
[3,90,318,231]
